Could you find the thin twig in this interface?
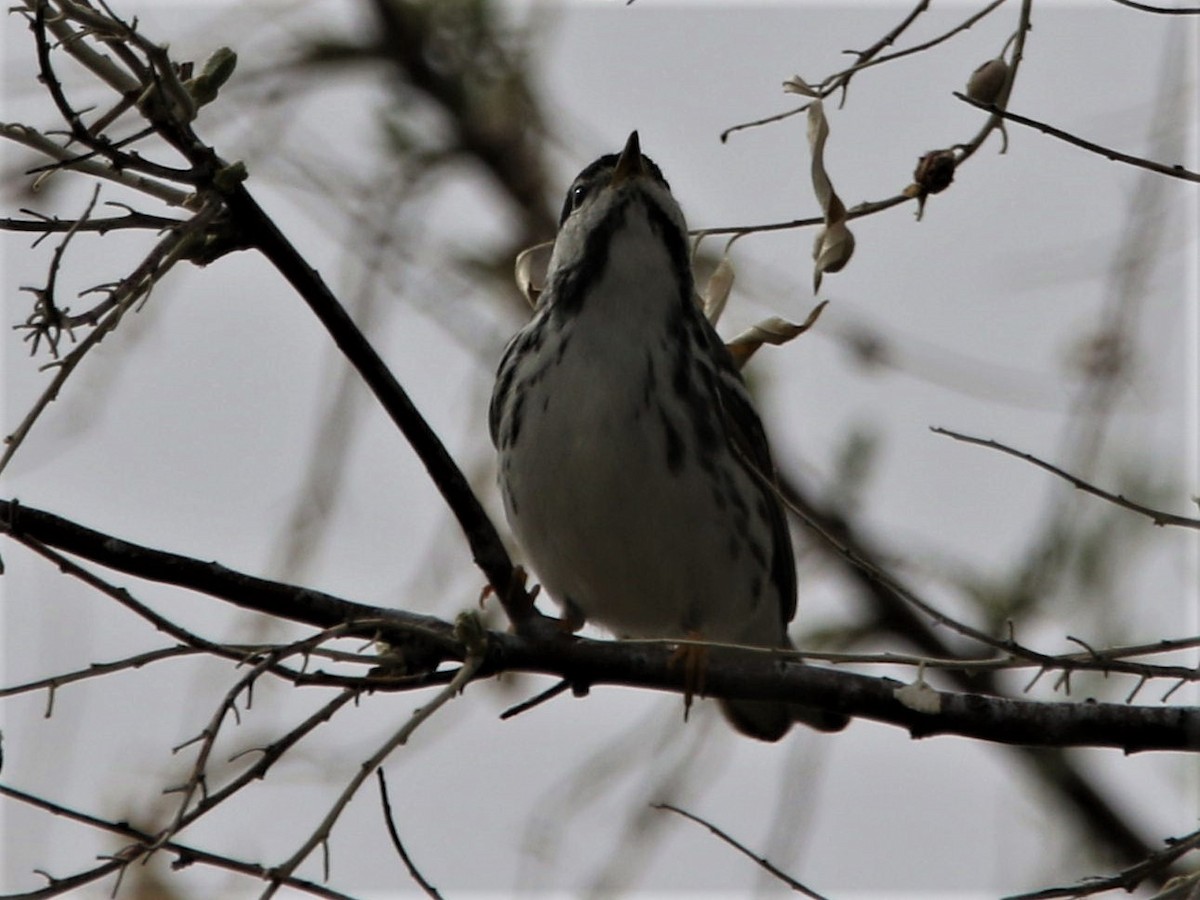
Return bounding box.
[499,678,572,719]
[0,784,358,899]
[0,122,190,205]
[933,427,1200,529]
[1,209,184,237]
[155,624,373,852]
[1106,0,1200,13]
[376,769,444,899]
[0,197,223,475]
[1003,825,1200,899]
[720,0,1008,141]
[653,803,829,899]
[261,627,486,898]
[0,645,202,699]
[955,92,1200,182]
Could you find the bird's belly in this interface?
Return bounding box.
[500,344,776,643]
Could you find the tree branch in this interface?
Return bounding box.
[955,91,1200,182]
[0,785,358,899]
[3,499,1196,753]
[933,427,1200,529]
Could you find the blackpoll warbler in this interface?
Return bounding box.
[490,132,846,741]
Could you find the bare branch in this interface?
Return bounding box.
[0,196,225,475]
[262,624,486,897]
[1106,0,1200,13]
[721,0,1009,141]
[376,769,444,899]
[654,803,829,899]
[0,785,358,899]
[1003,826,1200,899]
[955,92,1200,182]
[2,499,1197,753]
[0,122,190,205]
[1,208,184,236]
[0,645,202,700]
[933,427,1200,529]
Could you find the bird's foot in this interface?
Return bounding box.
[668,632,709,722]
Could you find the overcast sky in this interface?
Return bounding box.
[2,1,1198,896]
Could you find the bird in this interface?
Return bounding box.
[489,131,847,741]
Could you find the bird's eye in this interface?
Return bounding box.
[559,182,593,226]
[570,184,590,211]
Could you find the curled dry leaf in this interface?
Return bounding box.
[782,74,818,98]
[701,255,735,326]
[725,300,829,370]
[513,240,553,308]
[807,98,855,293]
[1150,871,1200,900]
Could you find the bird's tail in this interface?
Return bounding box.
[717,635,849,741]
[720,697,849,742]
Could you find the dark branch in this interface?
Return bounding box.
[654,804,829,899]
[955,92,1200,182]
[777,472,1181,873]
[1003,826,1200,899]
[220,183,528,614]
[1106,0,1200,12]
[0,498,460,653]
[377,769,444,899]
[3,499,1197,753]
[0,784,358,899]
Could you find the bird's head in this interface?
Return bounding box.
[544,131,691,303]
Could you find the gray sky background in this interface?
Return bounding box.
[2,1,1198,896]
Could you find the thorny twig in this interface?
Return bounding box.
[261,616,487,898]
[1,196,228,476]
[0,784,358,899]
[14,183,101,357]
[154,624,379,853]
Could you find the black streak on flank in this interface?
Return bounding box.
[660,410,686,474]
[642,351,658,409]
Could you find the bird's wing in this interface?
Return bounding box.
[696,317,798,629]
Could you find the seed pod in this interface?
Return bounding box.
[966,58,1010,105]
[913,149,957,196]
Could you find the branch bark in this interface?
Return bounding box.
[4,499,1196,753]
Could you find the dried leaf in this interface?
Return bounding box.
[807,99,854,293]
[513,240,553,308]
[725,301,828,369]
[1150,872,1200,900]
[812,222,855,289]
[701,255,735,326]
[782,74,818,98]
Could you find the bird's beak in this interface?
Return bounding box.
[610,131,645,186]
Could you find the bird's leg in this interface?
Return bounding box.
[668,631,709,722]
[480,566,588,640]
